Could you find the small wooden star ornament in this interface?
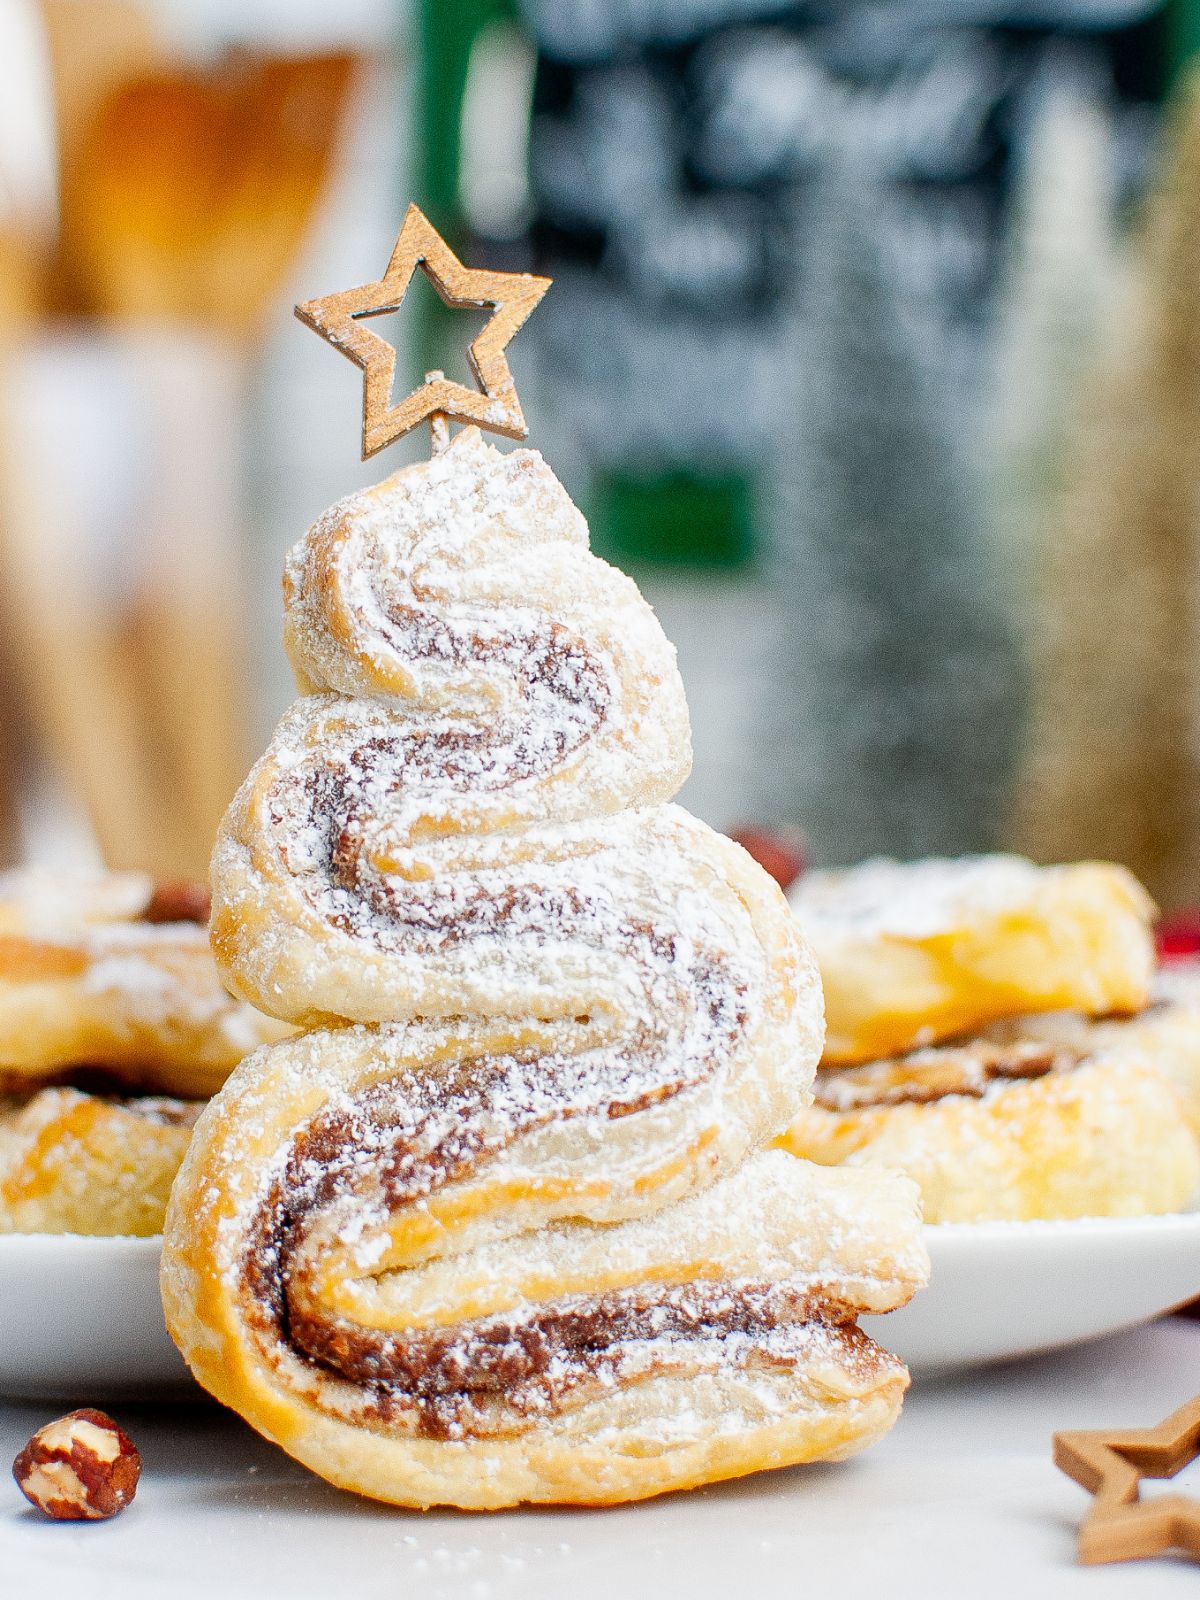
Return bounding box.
[295,204,551,458]
[1055,1393,1200,1565]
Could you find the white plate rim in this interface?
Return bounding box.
[3,1213,1199,1392]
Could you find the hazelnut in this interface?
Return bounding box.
[12,1409,141,1520]
[142,880,211,925]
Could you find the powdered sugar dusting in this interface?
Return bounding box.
[790,854,1049,938]
[168,428,926,1481]
[0,871,285,1094]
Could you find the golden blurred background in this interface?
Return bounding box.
[2,1,1200,911]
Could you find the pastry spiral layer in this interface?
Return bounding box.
[210,430,692,1028]
[165,429,926,1508]
[0,1087,201,1236]
[0,870,289,1098]
[777,1029,1200,1223]
[789,855,1156,1066]
[164,1029,926,1506]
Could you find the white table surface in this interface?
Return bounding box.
[3,1317,1199,1599]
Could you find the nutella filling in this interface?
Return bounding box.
[292,1282,886,1440]
[141,882,212,926]
[236,1011,874,1441]
[812,1038,1089,1112]
[0,1088,202,1126]
[375,603,612,779]
[264,607,622,962]
[0,1078,205,1116]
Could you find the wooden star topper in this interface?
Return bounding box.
[1055,1393,1200,1565]
[295,204,551,458]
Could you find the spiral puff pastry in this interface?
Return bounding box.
[790,855,1156,1066]
[777,1029,1200,1223]
[0,1087,201,1236]
[0,870,289,1098]
[163,429,928,1509]
[981,965,1200,1135]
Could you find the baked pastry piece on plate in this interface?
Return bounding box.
[0,869,290,1099]
[980,965,1200,1134]
[0,1086,201,1236]
[163,427,928,1509]
[789,854,1155,1065]
[776,1030,1200,1223]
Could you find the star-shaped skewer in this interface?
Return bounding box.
[295,204,551,458]
[1055,1393,1200,1564]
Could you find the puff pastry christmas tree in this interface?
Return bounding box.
[161,208,927,1509]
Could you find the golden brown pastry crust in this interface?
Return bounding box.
[166,430,928,1508]
[0,869,289,1098]
[0,1087,201,1236]
[162,1031,926,1509]
[777,1030,1200,1223]
[789,855,1156,1065]
[981,967,1200,1134]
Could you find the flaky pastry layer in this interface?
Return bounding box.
[0,869,289,1098]
[790,854,1156,1065]
[0,1086,201,1235]
[777,1025,1200,1223]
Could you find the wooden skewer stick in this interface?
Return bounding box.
[425,370,450,454]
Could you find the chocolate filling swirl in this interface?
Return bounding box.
[207,437,840,1454]
[236,940,785,1439]
[812,1039,1089,1112]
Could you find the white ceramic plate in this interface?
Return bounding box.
[0,1233,190,1399]
[3,1213,1200,1399]
[863,1209,1200,1373]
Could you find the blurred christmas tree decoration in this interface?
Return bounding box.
[990,47,1127,613]
[1012,65,1200,909]
[761,154,1023,862]
[407,0,1181,855]
[490,0,1168,575]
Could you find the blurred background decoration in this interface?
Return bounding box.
[2,0,1200,905]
